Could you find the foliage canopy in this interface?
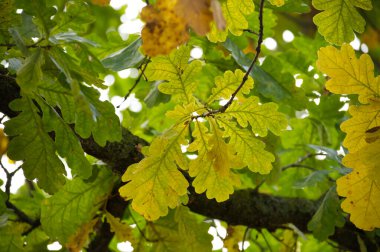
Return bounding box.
[0,0,380,251]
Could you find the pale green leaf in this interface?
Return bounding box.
[223,96,288,136]
[312,0,372,45]
[119,127,189,220]
[216,117,275,174]
[4,95,66,193]
[41,167,115,243]
[16,48,44,91]
[146,46,201,104]
[0,225,25,252]
[207,69,253,104]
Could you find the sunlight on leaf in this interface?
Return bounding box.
[119,127,189,220]
[312,0,372,45]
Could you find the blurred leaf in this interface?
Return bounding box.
[102,38,145,71]
[308,186,345,240]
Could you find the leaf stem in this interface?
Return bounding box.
[117,57,150,108]
[192,0,265,120]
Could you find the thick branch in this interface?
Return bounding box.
[0,69,378,251]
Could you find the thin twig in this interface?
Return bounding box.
[192,0,265,120]
[117,57,150,108]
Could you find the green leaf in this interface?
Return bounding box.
[52,1,95,34]
[4,95,66,193]
[312,0,372,45]
[216,117,275,174]
[79,85,122,146]
[40,167,115,243]
[0,187,6,215]
[102,38,145,71]
[24,228,50,252]
[38,98,92,178]
[293,170,331,189]
[119,127,189,220]
[222,96,288,137]
[15,0,56,36]
[308,186,345,240]
[16,48,44,91]
[145,46,201,104]
[0,225,25,252]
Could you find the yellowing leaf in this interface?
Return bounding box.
[145,46,201,104]
[174,0,213,35]
[0,128,8,156]
[188,120,241,202]
[317,44,380,104]
[223,96,288,137]
[340,103,380,152]
[166,102,206,124]
[91,0,110,6]
[106,212,133,242]
[337,142,380,230]
[141,2,189,57]
[207,0,254,42]
[119,127,189,220]
[269,0,285,7]
[312,0,372,45]
[223,225,245,251]
[66,219,97,252]
[207,69,253,104]
[216,118,275,174]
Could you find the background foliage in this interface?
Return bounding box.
[0,0,380,251]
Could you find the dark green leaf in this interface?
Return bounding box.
[102,38,145,71]
[308,186,345,240]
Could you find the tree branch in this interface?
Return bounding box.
[0,68,378,251]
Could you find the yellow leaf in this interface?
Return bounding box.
[223,96,288,137]
[365,126,380,143]
[269,0,285,7]
[166,102,206,124]
[207,0,254,42]
[66,219,98,252]
[312,0,372,45]
[174,0,213,35]
[141,1,189,57]
[317,44,380,104]
[207,69,254,104]
[337,142,380,230]
[0,128,9,156]
[119,127,189,221]
[223,225,245,252]
[340,103,380,152]
[188,120,241,202]
[145,46,201,104]
[216,117,275,174]
[106,212,133,242]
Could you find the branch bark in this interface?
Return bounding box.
[0,68,378,251]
